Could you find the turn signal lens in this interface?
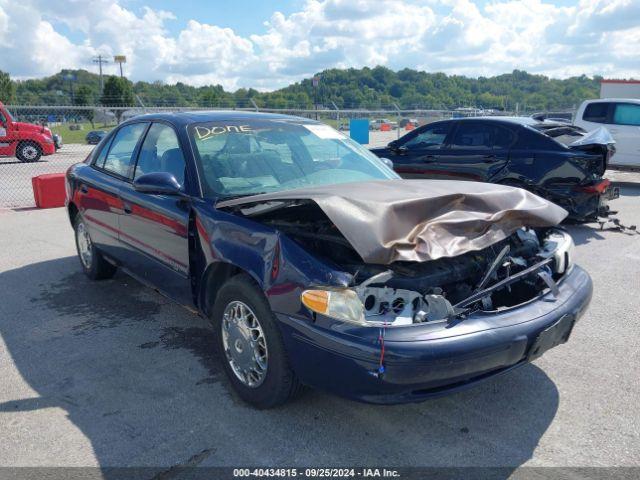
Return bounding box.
[301,288,365,325]
[301,290,329,314]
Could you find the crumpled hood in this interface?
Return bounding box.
[217,179,568,264]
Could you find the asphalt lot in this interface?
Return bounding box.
[0,187,639,472]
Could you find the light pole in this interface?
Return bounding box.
[114,55,127,78]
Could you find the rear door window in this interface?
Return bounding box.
[582,103,611,123]
[450,123,512,150]
[93,136,113,167]
[612,103,640,126]
[102,123,149,178]
[402,123,451,150]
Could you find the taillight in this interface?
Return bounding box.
[577,178,611,194]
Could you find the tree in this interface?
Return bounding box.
[100,76,134,123]
[0,71,15,104]
[74,85,95,127]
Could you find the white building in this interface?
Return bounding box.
[600,79,640,99]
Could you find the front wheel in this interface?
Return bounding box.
[16,141,42,162]
[74,216,117,280]
[211,274,302,408]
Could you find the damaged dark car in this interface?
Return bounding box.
[66,112,593,408]
[371,117,619,222]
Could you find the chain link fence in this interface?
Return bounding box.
[0,103,495,208]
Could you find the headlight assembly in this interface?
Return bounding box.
[301,288,365,326]
[540,229,574,274]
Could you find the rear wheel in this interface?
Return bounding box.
[16,141,42,162]
[74,216,117,280]
[211,274,302,408]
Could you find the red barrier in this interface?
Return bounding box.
[32,173,66,209]
[405,123,415,131]
[380,123,391,131]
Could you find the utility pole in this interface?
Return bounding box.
[64,73,76,104]
[330,101,340,129]
[393,103,401,139]
[312,76,320,120]
[92,55,109,93]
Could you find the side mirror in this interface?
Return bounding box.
[134,172,182,195]
[388,140,398,149]
[379,157,394,169]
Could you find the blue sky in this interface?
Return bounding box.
[129,0,302,36]
[1,0,638,90]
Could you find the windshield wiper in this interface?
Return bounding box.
[217,192,269,202]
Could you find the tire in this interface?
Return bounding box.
[16,141,43,163]
[74,215,117,280]
[211,274,302,408]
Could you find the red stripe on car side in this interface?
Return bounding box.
[84,214,188,269]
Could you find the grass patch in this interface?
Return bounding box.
[50,122,116,144]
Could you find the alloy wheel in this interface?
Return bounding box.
[221,300,268,388]
[76,222,93,269]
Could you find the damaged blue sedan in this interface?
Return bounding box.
[65,112,592,408]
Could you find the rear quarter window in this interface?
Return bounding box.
[582,103,610,123]
[514,126,562,150]
[92,135,114,167]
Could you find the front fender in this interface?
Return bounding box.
[194,203,352,318]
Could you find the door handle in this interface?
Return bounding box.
[482,155,496,163]
[423,155,435,162]
[123,202,132,215]
[79,185,88,194]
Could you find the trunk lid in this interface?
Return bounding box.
[541,125,615,177]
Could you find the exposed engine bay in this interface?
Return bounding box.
[249,201,574,327]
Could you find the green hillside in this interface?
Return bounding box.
[2,66,601,111]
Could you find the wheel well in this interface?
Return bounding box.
[68,202,79,226]
[199,262,245,318]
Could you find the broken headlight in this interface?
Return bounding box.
[540,229,574,274]
[301,288,366,326]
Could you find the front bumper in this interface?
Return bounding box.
[277,265,592,404]
[42,142,56,155]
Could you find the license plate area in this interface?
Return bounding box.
[528,314,575,361]
[605,186,620,200]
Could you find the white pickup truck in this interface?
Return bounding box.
[574,99,640,167]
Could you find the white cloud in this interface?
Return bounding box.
[0,0,638,91]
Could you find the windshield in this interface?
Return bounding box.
[0,108,12,123]
[189,119,398,197]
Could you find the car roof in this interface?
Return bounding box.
[120,110,316,127]
[586,98,640,104]
[454,116,538,126]
[453,116,576,128]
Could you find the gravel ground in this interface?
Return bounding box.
[0,186,639,473]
